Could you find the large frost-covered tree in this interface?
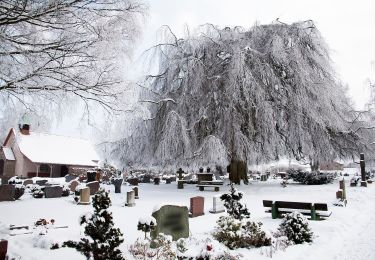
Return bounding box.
[107,21,372,169]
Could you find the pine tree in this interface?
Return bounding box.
[220,183,250,220]
[53,189,125,260]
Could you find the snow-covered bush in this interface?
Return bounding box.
[8,176,22,184]
[288,169,334,185]
[220,183,250,220]
[213,215,271,249]
[275,212,313,244]
[129,234,176,260]
[52,189,125,260]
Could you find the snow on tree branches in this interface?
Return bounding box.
[106,21,373,169]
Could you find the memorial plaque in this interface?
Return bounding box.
[209,195,225,214]
[86,181,99,195]
[78,187,90,205]
[113,179,123,193]
[0,185,15,202]
[151,205,189,241]
[133,187,139,199]
[190,196,204,217]
[44,186,63,198]
[69,180,80,192]
[125,190,136,207]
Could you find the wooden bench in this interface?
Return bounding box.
[263,200,332,220]
[199,180,224,186]
[197,184,220,191]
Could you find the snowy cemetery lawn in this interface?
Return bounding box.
[1,175,375,260]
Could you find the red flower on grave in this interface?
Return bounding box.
[206,244,213,251]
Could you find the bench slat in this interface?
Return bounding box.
[263,200,273,207]
[275,201,312,210]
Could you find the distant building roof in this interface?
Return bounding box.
[17,131,99,167]
[2,147,15,160]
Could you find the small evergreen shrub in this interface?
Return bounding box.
[51,189,125,260]
[275,211,313,244]
[213,216,271,249]
[288,169,334,185]
[220,183,250,220]
[129,234,176,260]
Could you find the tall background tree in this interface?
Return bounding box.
[0,0,146,138]
[104,21,373,169]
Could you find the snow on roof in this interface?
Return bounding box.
[2,147,15,160]
[17,132,99,167]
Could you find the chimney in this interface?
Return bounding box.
[19,124,30,135]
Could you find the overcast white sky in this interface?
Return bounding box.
[136,0,375,109]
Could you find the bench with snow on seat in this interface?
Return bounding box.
[196,184,220,192]
[263,200,332,220]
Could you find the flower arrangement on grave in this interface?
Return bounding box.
[137,216,157,239]
[213,183,271,249]
[51,189,125,260]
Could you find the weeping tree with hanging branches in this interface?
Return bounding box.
[106,20,374,170]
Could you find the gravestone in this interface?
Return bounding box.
[44,186,63,198]
[36,180,48,186]
[165,178,171,184]
[360,153,367,187]
[339,179,346,200]
[14,186,25,200]
[23,179,33,186]
[113,179,123,193]
[65,174,76,183]
[87,171,96,183]
[102,175,110,183]
[69,180,80,192]
[86,181,99,195]
[189,196,204,218]
[78,187,90,205]
[0,185,15,202]
[209,195,225,214]
[154,177,160,185]
[177,168,184,189]
[125,190,136,207]
[0,239,7,260]
[151,205,189,241]
[78,175,87,183]
[133,187,139,199]
[142,175,151,183]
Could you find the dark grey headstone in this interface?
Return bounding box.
[86,171,96,183]
[65,174,76,183]
[0,185,15,202]
[151,205,189,241]
[165,178,171,184]
[14,186,25,200]
[36,180,48,186]
[113,179,123,193]
[133,186,139,199]
[0,239,8,260]
[154,177,160,185]
[86,181,99,195]
[45,186,63,198]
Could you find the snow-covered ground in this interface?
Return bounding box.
[1,169,374,260]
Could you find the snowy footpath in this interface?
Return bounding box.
[1,177,375,260]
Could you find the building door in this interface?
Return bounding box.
[61,165,69,177]
[0,159,4,176]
